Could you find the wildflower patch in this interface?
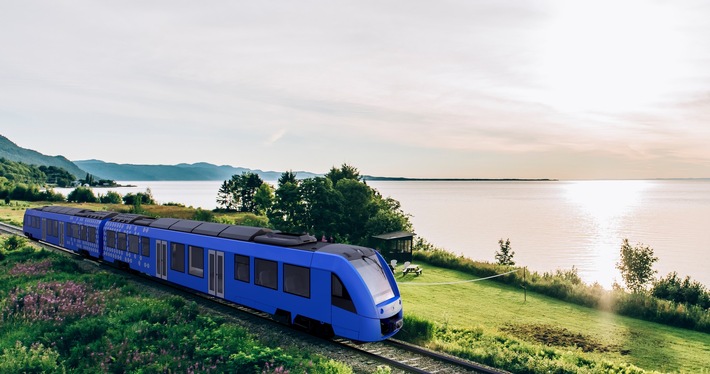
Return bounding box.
[2,280,107,323]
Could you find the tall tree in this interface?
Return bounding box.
[268,172,301,232]
[325,163,361,186]
[254,183,274,215]
[495,238,515,266]
[216,180,236,210]
[616,239,658,293]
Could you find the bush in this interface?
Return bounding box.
[0,341,63,373]
[98,191,122,204]
[67,186,98,203]
[396,315,436,344]
[2,235,26,251]
[652,272,710,309]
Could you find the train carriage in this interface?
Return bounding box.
[23,206,404,342]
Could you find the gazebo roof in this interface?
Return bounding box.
[372,231,415,241]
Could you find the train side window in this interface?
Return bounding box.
[235,255,250,283]
[88,227,97,244]
[128,235,140,254]
[71,224,80,239]
[332,274,356,313]
[171,243,185,272]
[284,264,310,298]
[106,230,116,248]
[117,232,127,251]
[141,237,150,257]
[188,246,204,277]
[255,258,278,290]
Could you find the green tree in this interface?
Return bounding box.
[99,191,122,204]
[216,172,264,213]
[67,186,98,203]
[268,172,302,232]
[123,189,155,205]
[616,239,658,293]
[495,238,515,266]
[334,178,373,244]
[325,163,362,186]
[299,177,342,236]
[216,180,236,210]
[254,183,274,215]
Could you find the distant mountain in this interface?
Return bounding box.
[74,159,321,181]
[0,134,88,178]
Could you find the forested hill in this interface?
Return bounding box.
[0,134,87,178]
[74,159,321,181]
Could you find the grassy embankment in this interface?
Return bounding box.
[0,237,354,373]
[394,262,710,373]
[3,202,709,373]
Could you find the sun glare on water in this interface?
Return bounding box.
[564,180,651,288]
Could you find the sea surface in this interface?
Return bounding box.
[55,179,710,288]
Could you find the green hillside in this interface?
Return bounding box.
[0,135,87,178]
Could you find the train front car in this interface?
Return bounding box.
[314,244,403,342]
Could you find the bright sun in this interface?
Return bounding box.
[534,0,689,114]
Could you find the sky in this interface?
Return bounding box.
[1,0,709,179]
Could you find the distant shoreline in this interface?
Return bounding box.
[362,176,557,182]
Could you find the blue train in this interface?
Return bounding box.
[22,206,403,342]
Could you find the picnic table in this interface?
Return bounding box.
[402,262,422,276]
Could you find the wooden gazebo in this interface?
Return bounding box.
[372,231,415,262]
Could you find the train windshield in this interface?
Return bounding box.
[352,255,395,305]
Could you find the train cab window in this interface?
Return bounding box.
[106,230,116,248]
[88,227,97,244]
[235,255,250,283]
[141,237,150,257]
[128,235,140,254]
[188,246,204,277]
[171,243,185,272]
[332,274,356,313]
[255,258,278,290]
[284,264,310,298]
[117,232,127,251]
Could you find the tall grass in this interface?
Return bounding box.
[413,246,710,333]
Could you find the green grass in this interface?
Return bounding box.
[395,262,710,373]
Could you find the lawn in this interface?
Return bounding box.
[395,263,710,373]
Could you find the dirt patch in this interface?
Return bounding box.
[501,323,621,353]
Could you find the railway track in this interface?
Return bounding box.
[1,222,508,373]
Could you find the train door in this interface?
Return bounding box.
[41,218,47,241]
[59,222,65,246]
[208,250,224,298]
[156,240,168,280]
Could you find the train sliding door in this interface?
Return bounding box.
[41,218,47,241]
[156,240,168,280]
[59,222,65,247]
[208,250,224,298]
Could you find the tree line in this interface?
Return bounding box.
[216,164,412,246]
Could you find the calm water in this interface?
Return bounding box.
[56,179,710,288]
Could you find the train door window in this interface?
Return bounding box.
[106,230,116,248]
[255,258,277,290]
[188,246,204,277]
[170,243,185,272]
[284,264,310,298]
[331,274,356,313]
[88,227,97,244]
[117,232,127,251]
[128,235,140,254]
[141,237,150,257]
[80,225,87,241]
[235,255,250,283]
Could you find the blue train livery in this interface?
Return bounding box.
[22,206,404,342]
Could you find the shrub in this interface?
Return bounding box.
[2,235,26,251]
[0,341,63,373]
[396,315,436,344]
[67,186,98,203]
[98,191,122,204]
[652,272,710,309]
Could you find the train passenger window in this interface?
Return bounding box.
[235,255,250,283]
[106,230,116,248]
[71,224,80,239]
[284,264,310,298]
[88,227,97,244]
[80,226,87,241]
[171,243,185,272]
[188,246,204,277]
[117,232,127,251]
[332,274,356,313]
[255,258,277,290]
[47,220,57,237]
[128,235,140,254]
[141,237,150,257]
